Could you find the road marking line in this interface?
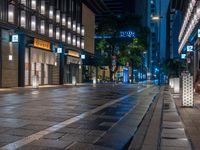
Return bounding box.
[0,87,148,150]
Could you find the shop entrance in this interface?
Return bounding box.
[65,64,79,83]
[64,55,81,84]
[25,47,55,86]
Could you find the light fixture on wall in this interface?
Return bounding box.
[8,54,13,61]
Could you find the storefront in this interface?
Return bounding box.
[64,50,82,84]
[24,38,58,86]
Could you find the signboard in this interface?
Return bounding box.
[12,34,18,42]
[68,50,80,58]
[34,38,51,50]
[120,31,136,38]
[81,54,85,59]
[198,29,200,38]
[181,54,186,59]
[57,48,62,53]
[187,45,193,52]
[123,67,129,83]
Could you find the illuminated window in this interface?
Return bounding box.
[77,23,80,34]
[31,0,36,10]
[56,10,60,23]
[77,37,80,48]
[49,24,53,37]
[41,1,45,15]
[56,27,60,40]
[49,6,54,19]
[81,26,85,36]
[62,30,66,42]
[62,14,66,26]
[72,35,76,46]
[8,5,14,23]
[21,0,26,5]
[40,20,45,34]
[81,39,85,49]
[67,33,71,44]
[31,16,36,31]
[67,17,71,29]
[20,10,26,28]
[72,20,76,31]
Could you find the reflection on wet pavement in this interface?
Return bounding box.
[0,84,158,150]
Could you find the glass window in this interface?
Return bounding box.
[56,27,60,40]
[8,5,14,23]
[49,24,53,37]
[21,10,26,28]
[40,20,45,34]
[41,1,45,15]
[21,0,26,5]
[31,16,36,31]
[31,0,36,10]
[49,6,54,19]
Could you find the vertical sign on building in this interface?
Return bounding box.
[182,75,193,107]
[198,29,200,38]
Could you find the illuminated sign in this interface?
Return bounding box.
[181,54,186,59]
[34,38,51,50]
[198,29,200,38]
[120,31,136,38]
[57,48,62,53]
[12,34,18,42]
[81,54,85,59]
[187,45,193,52]
[68,50,79,58]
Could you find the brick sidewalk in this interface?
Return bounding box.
[128,86,193,150]
[174,92,200,149]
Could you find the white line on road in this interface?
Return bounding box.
[0,87,148,150]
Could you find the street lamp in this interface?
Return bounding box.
[151,14,162,85]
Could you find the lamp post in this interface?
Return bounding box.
[151,14,162,85]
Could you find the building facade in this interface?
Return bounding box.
[176,0,200,80]
[0,0,105,87]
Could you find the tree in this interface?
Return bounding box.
[162,59,185,78]
[95,13,149,81]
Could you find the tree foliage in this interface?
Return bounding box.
[95,13,149,80]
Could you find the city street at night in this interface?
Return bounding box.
[0,84,158,150]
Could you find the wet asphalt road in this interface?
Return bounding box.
[0,84,158,150]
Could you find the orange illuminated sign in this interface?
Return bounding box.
[68,50,80,58]
[34,38,51,50]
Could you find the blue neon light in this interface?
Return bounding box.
[120,31,136,38]
[123,67,129,83]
